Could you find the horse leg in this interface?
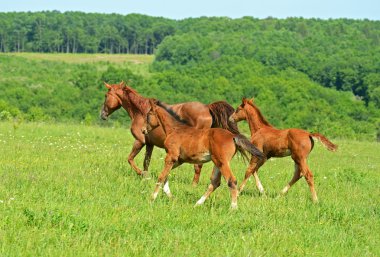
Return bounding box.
[163,179,172,198]
[280,162,302,196]
[128,140,145,175]
[162,161,182,198]
[302,162,318,203]
[152,154,178,200]
[192,164,203,186]
[142,144,154,178]
[280,159,317,202]
[239,156,265,194]
[195,166,221,206]
[220,164,238,209]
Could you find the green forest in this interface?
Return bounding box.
[0,11,379,140]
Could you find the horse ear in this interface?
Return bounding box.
[250,97,255,103]
[242,97,248,104]
[104,82,112,89]
[120,81,126,89]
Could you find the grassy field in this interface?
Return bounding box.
[0,121,379,256]
[5,52,154,64]
[3,52,154,77]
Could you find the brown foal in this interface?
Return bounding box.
[142,99,264,209]
[100,81,238,185]
[229,98,337,202]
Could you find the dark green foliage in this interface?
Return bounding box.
[0,55,137,125]
[155,17,380,106]
[151,56,378,139]
[0,11,176,54]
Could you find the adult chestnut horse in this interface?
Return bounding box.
[229,98,337,202]
[100,81,239,185]
[142,99,264,209]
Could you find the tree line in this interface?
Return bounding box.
[0,11,176,54]
[1,12,379,107]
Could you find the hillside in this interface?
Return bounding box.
[0,12,380,140]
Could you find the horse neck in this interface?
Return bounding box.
[155,107,185,135]
[245,104,272,135]
[119,90,149,119]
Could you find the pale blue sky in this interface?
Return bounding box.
[0,0,378,20]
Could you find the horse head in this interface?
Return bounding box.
[100,81,125,120]
[229,97,253,123]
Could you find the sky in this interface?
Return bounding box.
[0,0,378,20]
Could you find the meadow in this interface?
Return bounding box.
[0,121,379,256]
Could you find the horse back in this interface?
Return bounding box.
[170,102,212,129]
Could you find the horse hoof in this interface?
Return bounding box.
[141,171,151,180]
[230,202,238,210]
[151,192,159,201]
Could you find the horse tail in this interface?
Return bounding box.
[233,134,264,162]
[310,133,338,152]
[208,101,240,135]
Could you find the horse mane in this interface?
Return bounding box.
[123,86,150,117]
[156,101,191,126]
[246,100,272,127]
[208,101,240,135]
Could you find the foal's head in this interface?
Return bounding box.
[229,98,253,122]
[100,81,125,120]
[142,99,160,135]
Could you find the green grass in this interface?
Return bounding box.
[3,52,154,77]
[5,52,154,64]
[0,121,379,256]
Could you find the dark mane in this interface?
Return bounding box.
[246,101,272,127]
[156,101,190,126]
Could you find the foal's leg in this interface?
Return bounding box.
[192,164,203,186]
[128,140,145,175]
[219,164,238,209]
[142,144,154,177]
[281,159,318,202]
[195,166,221,206]
[197,162,238,209]
[239,156,266,194]
[151,154,178,200]
[280,163,302,196]
[302,162,318,203]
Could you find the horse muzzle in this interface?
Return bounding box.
[229,115,236,123]
[100,110,108,120]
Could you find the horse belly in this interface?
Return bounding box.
[180,150,211,164]
[278,148,291,157]
[178,136,210,163]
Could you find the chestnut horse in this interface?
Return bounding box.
[100,81,239,185]
[229,98,337,202]
[142,99,264,209]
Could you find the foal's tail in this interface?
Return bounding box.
[310,133,338,152]
[233,134,264,162]
[208,101,240,135]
